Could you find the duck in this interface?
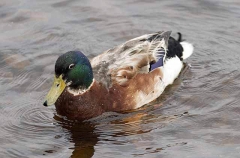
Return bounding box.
[43,31,194,121]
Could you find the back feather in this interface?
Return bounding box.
[91,31,171,87]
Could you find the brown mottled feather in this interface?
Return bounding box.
[55,68,163,120]
[91,31,169,87]
[55,31,170,120]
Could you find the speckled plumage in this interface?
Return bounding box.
[46,31,194,121]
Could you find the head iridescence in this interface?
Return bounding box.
[55,51,93,89]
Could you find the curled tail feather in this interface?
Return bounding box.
[177,32,183,42]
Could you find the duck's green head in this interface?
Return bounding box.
[43,51,93,106]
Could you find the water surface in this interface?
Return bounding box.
[1,0,240,157]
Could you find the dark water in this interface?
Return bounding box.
[1,0,240,157]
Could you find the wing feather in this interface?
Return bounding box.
[91,31,171,87]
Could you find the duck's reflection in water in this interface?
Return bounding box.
[54,115,98,158]
[53,111,152,157]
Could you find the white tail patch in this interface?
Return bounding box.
[180,42,194,60]
[163,57,183,86]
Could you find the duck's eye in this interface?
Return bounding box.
[69,64,75,69]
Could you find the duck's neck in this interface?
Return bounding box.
[67,79,95,96]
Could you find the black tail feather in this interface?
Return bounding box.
[177,32,185,42]
[166,33,184,61]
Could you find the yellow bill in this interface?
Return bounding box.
[43,75,66,106]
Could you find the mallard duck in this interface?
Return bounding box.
[43,31,193,120]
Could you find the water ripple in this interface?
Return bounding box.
[1,0,240,157]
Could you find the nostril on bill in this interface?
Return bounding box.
[43,101,48,107]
